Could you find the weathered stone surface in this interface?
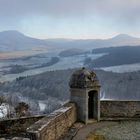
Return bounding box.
[101,101,140,118]
[0,115,44,135]
[92,121,140,140]
[27,103,77,140]
[70,68,101,123]
[69,68,100,89]
[59,122,84,140]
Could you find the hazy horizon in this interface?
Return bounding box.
[0,30,140,40]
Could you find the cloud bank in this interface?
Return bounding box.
[0,0,140,38]
[0,0,140,23]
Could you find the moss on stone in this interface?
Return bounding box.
[86,133,106,140]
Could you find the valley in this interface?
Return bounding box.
[0,30,140,116]
[0,50,106,82]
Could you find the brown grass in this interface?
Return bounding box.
[86,133,106,140]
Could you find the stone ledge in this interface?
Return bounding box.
[100,117,140,121]
[27,103,77,140]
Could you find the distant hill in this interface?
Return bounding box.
[46,34,140,50]
[1,30,140,52]
[85,46,140,68]
[0,30,47,52]
[107,34,140,45]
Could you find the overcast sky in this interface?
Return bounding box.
[0,0,140,39]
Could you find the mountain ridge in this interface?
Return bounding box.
[45,33,140,50]
[1,30,140,41]
[0,30,47,52]
[1,30,140,52]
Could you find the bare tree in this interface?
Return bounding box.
[15,102,30,117]
[0,96,6,105]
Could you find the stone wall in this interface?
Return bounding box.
[0,115,44,137]
[27,103,77,140]
[100,100,140,120]
[70,88,87,122]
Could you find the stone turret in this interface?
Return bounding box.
[69,68,100,123]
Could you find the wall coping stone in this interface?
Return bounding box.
[27,103,76,133]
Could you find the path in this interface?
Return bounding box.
[72,121,118,140]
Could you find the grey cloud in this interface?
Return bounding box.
[0,0,140,24]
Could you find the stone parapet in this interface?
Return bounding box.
[101,100,140,119]
[0,115,44,136]
[27,103,77,140]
